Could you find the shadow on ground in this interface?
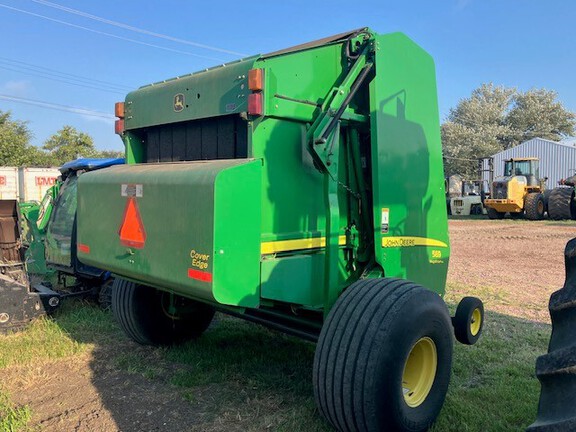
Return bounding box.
[0,300,550,432]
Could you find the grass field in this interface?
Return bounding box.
[0,289,550,432]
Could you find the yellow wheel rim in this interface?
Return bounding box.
[402,337,437,408]
[470,308,482,336]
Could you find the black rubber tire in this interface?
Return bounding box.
[98,279,113,310]
[548,187,576,220]
[525,192,545,220]
[470,204,483,215]
[509,211,523,219]
[112,278,215,345]
[453,297,484,345]
[313,278,453,432]
[487,207,504,220]
[527,238,576,431]
[543,189,552,213]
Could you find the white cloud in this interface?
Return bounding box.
[0,80,33,97]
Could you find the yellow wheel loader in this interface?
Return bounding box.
[484,157,547,220]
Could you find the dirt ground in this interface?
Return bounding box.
[3,219,575,431]
[446,219,575,323]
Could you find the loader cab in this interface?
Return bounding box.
[504,158,539,186]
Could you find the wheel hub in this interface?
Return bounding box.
[402,337,437,408]
[470,308,482,336]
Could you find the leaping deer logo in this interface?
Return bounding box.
[174,94,185,112]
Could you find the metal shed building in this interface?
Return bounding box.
[486,137,576,188]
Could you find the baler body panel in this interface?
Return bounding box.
[369,33,449,293]
[124,58,257,130]
[77,160,262,307]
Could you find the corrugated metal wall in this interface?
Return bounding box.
[482,138,576,188]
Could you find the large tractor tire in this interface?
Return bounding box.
[527,238,576,431]
[543,189,552,213]
[525,192,545,220]
[487,207,505,220]
[314,278,453,432]
[547,187,576,220]
[112,278,215,345]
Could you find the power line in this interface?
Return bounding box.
[0,64,127,95]
[0,94,115,119]
[0,3,225,62]
[30,0,247,57]
[0,56,132,91]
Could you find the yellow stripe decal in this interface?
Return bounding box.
[382,236,448,248]
[261,235,347,254]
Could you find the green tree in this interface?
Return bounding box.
[0,110,46,166]
[43,126,98,166]
[442,84,576,177]
[97,149,124,159]
[506,88,576,146]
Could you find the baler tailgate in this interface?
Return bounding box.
[77,160,262,307]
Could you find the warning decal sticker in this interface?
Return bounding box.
[121,184,143,198]
[381,208,389,234]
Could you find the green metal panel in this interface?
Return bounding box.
[124,58,257,130]
[261,254,325,307]
[124,132,144,164]
[369,33,449,295]
[255,44,345,123]
[251,118,324,242]
[77,160,262,307]
[212,161,261,307]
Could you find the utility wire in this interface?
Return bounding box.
[0,56,132,91]
[0,4,225,62]
[0,64,126,95]
[0,94,115,119]
[30,0,247,57]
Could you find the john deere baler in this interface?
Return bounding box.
[77,29,484,432]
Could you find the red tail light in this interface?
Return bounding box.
[115,119,125,135]
[248,93,263,116]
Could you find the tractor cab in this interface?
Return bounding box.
[503,157,539,186]
[45,158,124,280]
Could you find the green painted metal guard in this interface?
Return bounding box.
[369,33,450,293]
[78,160,262,307]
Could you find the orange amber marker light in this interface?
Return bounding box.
[248,68,264,91]
[115,102,125,118]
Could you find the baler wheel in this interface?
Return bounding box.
[313,278,453,432]
[487,207,505,220]
[525,193,545,220]
[452,296,484,345]
[112,278,215,345]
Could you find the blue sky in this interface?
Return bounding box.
[0,0,574,151]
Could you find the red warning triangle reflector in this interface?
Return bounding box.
[119,197,146,249]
